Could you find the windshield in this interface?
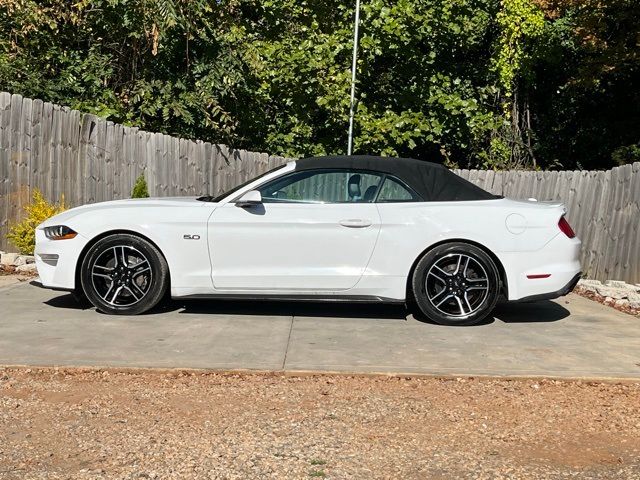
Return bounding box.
[197,164,287,203]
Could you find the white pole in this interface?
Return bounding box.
[347,0,361,156]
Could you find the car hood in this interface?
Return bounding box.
[38,197,213,228]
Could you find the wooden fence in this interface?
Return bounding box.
[0,92,288,249]
[1,92,639,283]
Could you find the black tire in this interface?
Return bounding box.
[411,242,500,326]
[80,234,169,315]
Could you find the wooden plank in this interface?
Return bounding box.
[126,127,138,198]
[203,141,213,196]
[147,133,159,197]
[135,128,144,194]
[601,167,621,279]
[576,172,602,277]
[177,138,187,196]
[219,144,231,194]
[614,164,633,281]
[52,104,65,203]
[29,99,43,200]
[7,94,23,245]
[468,170,479,189]
[18,97,32,214]
[187,140,197,196]
[95,118,107,203]
[60,107,72,206]
[232,147,242,187]
[112,123,124,200]
[58,107,69,205]
[259,152,269,176]
[211,144,222,196]
[168,135,178,196]
[68,109,82,206]
[0,92,12,250]
[161,134,171,197]
[627,163,640,283]
[143,131,153,195]
[38,102,53,202]
[83,115,99,204]
[104,121,116,200]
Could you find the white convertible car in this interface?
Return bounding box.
[35,155,581,325]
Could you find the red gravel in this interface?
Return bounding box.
[1,368,639,479]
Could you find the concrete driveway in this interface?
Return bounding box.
[1,281,639,379]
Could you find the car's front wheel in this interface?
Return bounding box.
[80,233,169,315]
[411,242,500,326]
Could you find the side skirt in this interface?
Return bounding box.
[174,293,405,304]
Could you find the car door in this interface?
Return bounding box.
[208,169,383,291]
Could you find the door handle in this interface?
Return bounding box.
[339,219,372,228]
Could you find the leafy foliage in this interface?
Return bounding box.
[7,190,67,255]
[131,174,150,198]
[0,0,637,170]
[529,0,640,169]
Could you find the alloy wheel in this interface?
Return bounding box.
[425,253,489,317]
[90,245,153,307]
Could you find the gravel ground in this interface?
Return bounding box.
[0,267,34,289]
[1,368,639,479]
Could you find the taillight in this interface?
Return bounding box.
[558,216,575,238]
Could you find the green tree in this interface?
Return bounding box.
[131,174,150,198]
[529,0,640,169]
[1,0,637,170]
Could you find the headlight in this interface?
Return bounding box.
[44,225,77,240]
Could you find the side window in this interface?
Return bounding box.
[377,177,420,202]
[258,170,382,203]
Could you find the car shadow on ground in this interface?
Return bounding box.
[172,299,409,320]
[42,288,571,325]
[493,300,571,324]
[44,292,93,310]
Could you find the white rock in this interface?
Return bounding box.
[0,252,19,266]
[16,263,37,274]
[16,255,35,265]
[579,279,602,287]
[595,286,628,299]
[604,280,628,289]
[630,300,640,309]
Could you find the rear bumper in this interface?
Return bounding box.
[514,272,581,303]
[500,233,581,301]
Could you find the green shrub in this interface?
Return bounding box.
[7,190,67,255]
[131,174,150,198]
[612,144,640,166]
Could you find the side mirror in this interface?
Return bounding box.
[235,190,262,207]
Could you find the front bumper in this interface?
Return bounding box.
[34,228,89,290]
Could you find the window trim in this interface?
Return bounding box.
[242,167,424,205]
[374,174,423,203]
[253,168,383,204]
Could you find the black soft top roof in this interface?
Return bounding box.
[295,155,496,202]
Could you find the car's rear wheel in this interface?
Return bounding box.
[411,242,500,326]
[80,234,168,315]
